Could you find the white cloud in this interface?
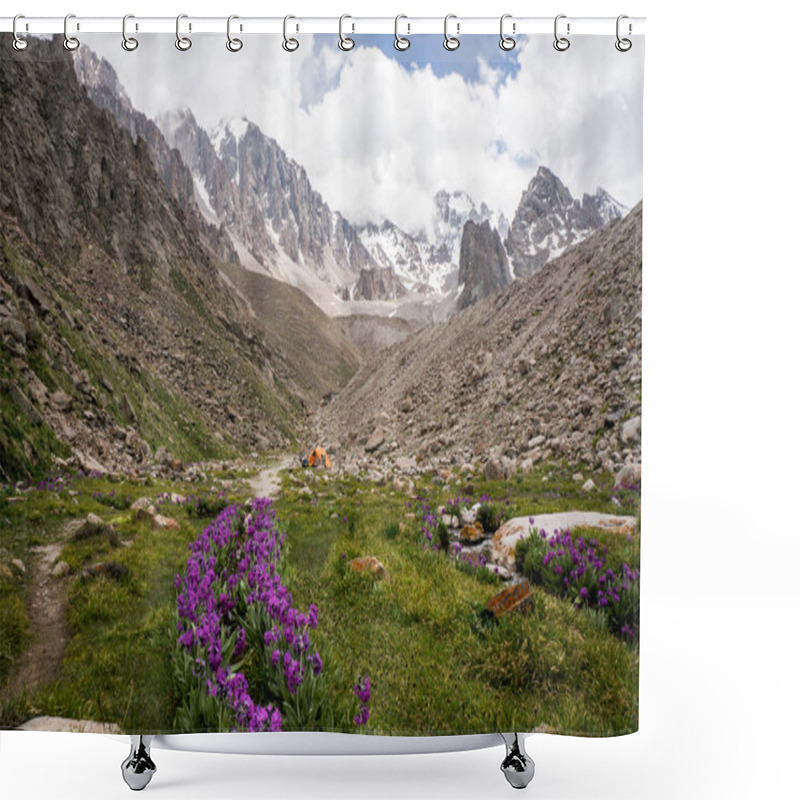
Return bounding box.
[92,33,643,234]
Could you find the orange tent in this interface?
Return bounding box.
[307,447,332,468]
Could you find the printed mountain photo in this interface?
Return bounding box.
[1,33,643,737]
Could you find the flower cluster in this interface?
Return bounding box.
[156,490,231,517]
[174,499,322,732]
[1,468,77,496]
[611,479,641,516]
[518,527,640,641]
[92,489,132,510]
[353,674,371,726]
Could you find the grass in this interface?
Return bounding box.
[0,468,249,730]
[275,463,639,736]
[0,460,639,736]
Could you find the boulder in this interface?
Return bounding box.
[11,558,26,575]
[614,462,641,489]
[485,563,513,581]
[77,451,108,476]
[152,514,181,532]
[459,503,481,526]
[621,416,641,444]
[154,446,173,466]
[0,316,26,343]
[135,505,156,523]
[486,580,533,618]
[349,556,389,581]
[9,383,42,426]
[130,497,153,512]
[52,561,70,578]
[122,394,137,423]
[484,459,505,481]
[365,430,385,453]
[459,524,485,544]
[491,511,638,570]
[581,478,597,492]
[395,456,415,472]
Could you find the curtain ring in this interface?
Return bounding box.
[176,13,192,51]
[615,15,632,52]
[12,14,28,51]
[122,14,138,51]
[394,14,410,51]
[553,14,570,51]
[226,15,243,52]
[283,15,299,52]
[338,14,355,51]
[443,13,460,51]
[63,13,80,51]
[499,14,515,51]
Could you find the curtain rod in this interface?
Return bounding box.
[0,16,646,37]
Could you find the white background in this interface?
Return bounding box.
[2,1,799,798]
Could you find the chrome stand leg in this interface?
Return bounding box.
[500,732,535,789]
[121,735,156,791]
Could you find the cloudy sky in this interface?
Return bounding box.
[92,33,644,236]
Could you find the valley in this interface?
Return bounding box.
[1,34,641,739]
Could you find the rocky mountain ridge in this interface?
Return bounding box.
[0,36,358,479]
[505,166,627,278]
[73,48,628,316]
[316,203,643,479]
[456,221,511,311]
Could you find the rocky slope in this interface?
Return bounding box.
[159,110,380,303]
[356,189,506,297]
[505,166,627,278]
[316,203,643,478]
[352,267,408,302]
[456,221,511,311]
[0,37,357,479]
[72,48,238,265]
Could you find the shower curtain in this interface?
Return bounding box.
[0,25,643,740]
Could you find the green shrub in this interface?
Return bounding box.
[436,520,450,554]
[477,503,505,534]
[382,521,400,540]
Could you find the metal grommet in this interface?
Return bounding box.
[283,15,299,52]
[553,14,570,52]
[443,13,460,51]
[226,15,243,52]
[121,14,138,51]
[175,13,192,51]
[12,14,28,51]
[338,14,354,51]
[499,13,516,51]
[394,14,410,51]
[615,14,632,52]
[63,13,80,51]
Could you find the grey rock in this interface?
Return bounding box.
[51,390,73,412]
[484,459,505,482]
[456,221,511,311]
[621,415,641,444]
[52,561,70,578]
[9,383,43,426]
[0,316,26,343]
[614,462,641,489]
[365,430,385,453]
[154,446,173,466]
